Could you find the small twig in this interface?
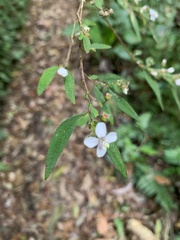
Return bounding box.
[105,18,145,70]
[65,20,77,67]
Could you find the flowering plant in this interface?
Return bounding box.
[37,0,180,180]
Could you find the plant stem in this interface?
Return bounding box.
[105,18,145,70]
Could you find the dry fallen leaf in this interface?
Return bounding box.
[127,219,156,240]
[96,213,110,236]
[154,175,171,186]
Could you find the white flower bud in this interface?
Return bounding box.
[175,79,180,86]
[57,67,68,77]
[167,67,175,73]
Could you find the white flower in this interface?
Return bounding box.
[149,9,158,21]
[57,67,68,77]
[175,79,180,86]
[167,67,175,73]
[151,71,158,76]
[84,122,117,158]
[122,88,129,95]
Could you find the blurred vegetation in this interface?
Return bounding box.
[0,0,28,101]
[0,0,28,144]
[83,0,180,215]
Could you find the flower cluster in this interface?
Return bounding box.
[84,122,117,158]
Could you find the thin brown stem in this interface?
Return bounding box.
[105,18,145,70]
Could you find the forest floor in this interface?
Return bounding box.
[0,0,174,240]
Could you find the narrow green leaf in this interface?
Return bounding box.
[130,11,141,40]
[107,143,127,178]
[77,113,89,127]
[111,92,139,121]
[98,73,121,83]
[93,0,103,9]
[143,71,164,110]
[91,43,111,50]
[171,86,180,110]
[37,66,59,96]
[45,115,82,180]
[93,85,105,104]
[83,36,91,53]
[90,105,99,118]
[64,71,75,104]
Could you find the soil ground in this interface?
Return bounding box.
[0,0,175,239]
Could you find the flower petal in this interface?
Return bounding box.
[96,145,107,158]
[84,137,99,148]
[105,132,117,143]
[95,122,107,138]
[57,67,68,77]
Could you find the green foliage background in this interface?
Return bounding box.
[0,0,28,100]
[83,0,180,215]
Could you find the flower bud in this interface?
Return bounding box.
[105,93,112,100]
[57,67,68,77]
[101,112,110,122]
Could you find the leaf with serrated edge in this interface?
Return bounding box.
[45,114,82,180]
[111,91,139,121]
[64,71,75,104]
[107,143,127,178]
[37,66,59,96]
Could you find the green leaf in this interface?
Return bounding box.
[77,113,89,127]
[91,43,111,50]
[83,36,91,53]
[98,73,121,83]
[37,66,59,96]
[45,115,82,180]
[93,85,105,104]
[99,74,121,82]
[64,71,75,104]
[90,105,99,118]
[111,92,139,121]
[164,147,180,165]
[107,143,127,178]
[83,19,96,26]
[171,86,180,110]
[143,71,164,110]
[89,75,98,80]
[114,219,125,237]
[93,0,103,9]
[130,11,141,40]
[137,112,152,130]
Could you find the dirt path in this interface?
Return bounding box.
[0,1,163,240]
